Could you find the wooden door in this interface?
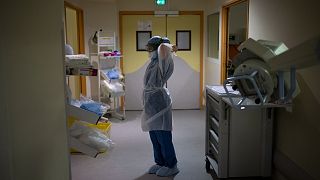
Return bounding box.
[166,14,201,109]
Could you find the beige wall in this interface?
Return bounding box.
[207,0,320,179]
[81,1,118,55]
[0,0,70,180]
[249,1,320,179]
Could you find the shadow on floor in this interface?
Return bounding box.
[207,169,273,180]
[134,173,175,180]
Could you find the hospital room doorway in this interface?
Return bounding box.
[120,11,203,110]
[64,1,86,98]
[220,0,249,83]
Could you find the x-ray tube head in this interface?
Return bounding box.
[268,35,320,71]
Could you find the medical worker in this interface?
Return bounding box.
[141,36,179,177]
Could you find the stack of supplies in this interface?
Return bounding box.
[65,54,90,67]
[71,95,110,116]
[65,54,98,76]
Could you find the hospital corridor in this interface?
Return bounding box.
[1,0,320,180]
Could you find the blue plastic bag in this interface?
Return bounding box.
[80,102,104,116]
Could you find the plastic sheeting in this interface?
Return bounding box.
[141,43,175,131]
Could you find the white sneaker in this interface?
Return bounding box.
[147,164,162,174]
[156,165,180,177]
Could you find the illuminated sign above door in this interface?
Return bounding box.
[156,0,166,6]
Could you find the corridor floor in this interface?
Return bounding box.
[71,110,212,180]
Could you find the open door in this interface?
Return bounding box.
[64,1,86,98]
[220,0,249,83]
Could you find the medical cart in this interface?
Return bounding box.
[205,85,274,178]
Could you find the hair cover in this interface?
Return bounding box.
[146,36,171,51]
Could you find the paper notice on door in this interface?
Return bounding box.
[138,20,152,31]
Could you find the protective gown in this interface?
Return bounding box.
[141,43,174,132]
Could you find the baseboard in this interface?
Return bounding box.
[273,150,316,180]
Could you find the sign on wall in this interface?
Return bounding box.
[138,20,152,31]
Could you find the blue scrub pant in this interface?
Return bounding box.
[149,130,177,168]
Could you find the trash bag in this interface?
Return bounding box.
[69,121,114,152]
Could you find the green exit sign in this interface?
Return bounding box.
[156,0,166,5]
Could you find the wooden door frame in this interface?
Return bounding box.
[64,1,86,95]
[119,11,204,108]
[220,0,249,84]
